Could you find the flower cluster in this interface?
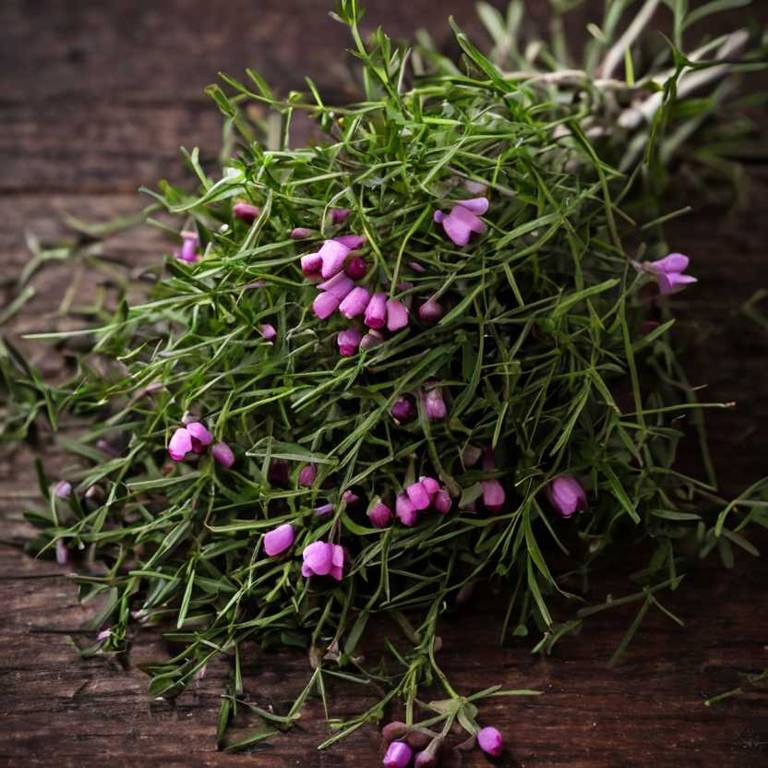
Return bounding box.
[167,420,234,468]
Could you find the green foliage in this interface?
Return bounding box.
[3,0,766,755]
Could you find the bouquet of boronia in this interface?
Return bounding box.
[5,1,766,764]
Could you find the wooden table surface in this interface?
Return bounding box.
[1,2,766,766]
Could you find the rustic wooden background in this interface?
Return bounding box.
[1,1,766,766]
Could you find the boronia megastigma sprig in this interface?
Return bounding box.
[5,0,767,762]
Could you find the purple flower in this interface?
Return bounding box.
[477,726,503,758]
[53,480,72,499]
[418,298,443,324]
[390,395,416,424]
[315,502,334,517]
[338,328,363,357]
[342,489,359,505]
[367,499,393,528]
[177,230,201,263]
[546,474,587,518]
[291,227,313,239]
[386,298,409,332]
[364,292,388,330]
[298,464,317,487]
[302,541,332,576]
[319,239,351,279]
[637,252,697,295]
[419,476,440,496]
[211,441,235,468]
[395,494,418,526]
[434,197,488,247]
[344,255,368,280]
[383,740,413,768]
[301,252,323,279]
[339,287,371,319]
[318,272,355,299]
[233,201,261,222]
[335,234,366,250]
[186,422,213,452]
[168,427,193,461]
[313,291,341,320]
[423,387,447,420]
[329,544,345,581]
[260,323,277,342]
[408,260,426,274]
[329,208,350,225]
[482,479,505,513]
[434,489,452,515]
[264,523,295,557]
[406,481,431,511]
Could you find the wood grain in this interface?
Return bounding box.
[1,1,766,766]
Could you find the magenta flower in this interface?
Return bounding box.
[313,291,341,320]
[419,476,440,496]
[477,726,503,758]
[418,298,443,323]
[301,252,323,279]
[53,480,72,499]
[364,292,387,329]
[301,541,345,580]
[260,323,277,343]
[406,481,431,511]
[637,252,697,295]
[390,395,416,424]
[298,464,317,487]
[168,427,193,461]
[342,489,359,505]
[290,227,313,239]
[315,502,334,517]
[302,541,332,577]
[395,494,418,526]
[319,239,351,279]
[187,422,213,453]
[386,298,409,332]
[263,523,295,557]
[383,741,413,768]
[177,230,201,263]
[339,287,371,319]
[344,255,368,280]
[338,328,363,357]
[329,544,345,581]
[232,201,261,222]
[546,474,587,518]
[211,441,235,468]
[335,234,366,250]
[318,271,355,299]
[329,208,350,225]
[423,387,447,420]
[434,488,452,515]
[433,197,488,247]
[482,479,505,513]
[367,499,393,528]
